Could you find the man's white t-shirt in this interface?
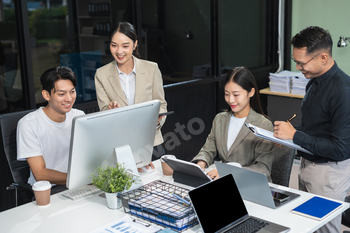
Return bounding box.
[227,114,247,151]
[17,107,85,185]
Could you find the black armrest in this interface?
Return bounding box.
[6,182,33,192]
[342,195,350,228]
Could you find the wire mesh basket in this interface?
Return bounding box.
[119,180,198,232]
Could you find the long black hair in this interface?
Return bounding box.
[109,22,140,58]
[223,67,266,117]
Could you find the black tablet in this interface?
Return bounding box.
[162,157,211,182]
[159,111,174,117]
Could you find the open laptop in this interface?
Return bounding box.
[189,174,290,233]
[215,162,300,209]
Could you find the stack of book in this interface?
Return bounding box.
[291,74,308,96]
[81,27,94,35]
[269,71,307,95]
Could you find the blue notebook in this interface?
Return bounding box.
[292,196,342,221]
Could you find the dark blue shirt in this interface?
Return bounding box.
[293,62,350,162]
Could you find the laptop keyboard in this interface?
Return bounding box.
[225,218,269,233]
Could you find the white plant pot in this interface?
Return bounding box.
[105,192,122,209]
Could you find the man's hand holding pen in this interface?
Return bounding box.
[273,114,297,140]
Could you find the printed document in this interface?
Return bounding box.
[245,123,313,155]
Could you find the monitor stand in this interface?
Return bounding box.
[114,145,142,191]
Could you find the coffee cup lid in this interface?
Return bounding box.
[32,181,51,191]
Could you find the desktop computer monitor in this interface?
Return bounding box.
[66,100,160,190]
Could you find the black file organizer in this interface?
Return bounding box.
[119,180,198,232]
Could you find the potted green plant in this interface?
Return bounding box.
[91,163,139,209]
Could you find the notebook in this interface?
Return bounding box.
[292,196,342,221]
[215,162,300,209]
[188,174,290,233]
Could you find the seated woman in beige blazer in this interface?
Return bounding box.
[192,67,275,181]
[94,22,167,171]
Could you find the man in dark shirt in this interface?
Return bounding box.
[274,26,350,233]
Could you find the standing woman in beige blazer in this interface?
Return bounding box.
[192,67,275,181]
[94,22,167,171]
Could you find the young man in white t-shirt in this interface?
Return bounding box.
[17,67,84,191]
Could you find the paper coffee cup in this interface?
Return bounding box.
[32,181,51,206]
[160,155,176,176]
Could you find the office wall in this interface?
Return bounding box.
[291,0,350,74]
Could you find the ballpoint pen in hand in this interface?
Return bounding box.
[287,114,296,123]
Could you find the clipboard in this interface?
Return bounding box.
[245,123,313,155]
[162,157,212,187]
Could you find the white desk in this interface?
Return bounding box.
[0,160,348,233]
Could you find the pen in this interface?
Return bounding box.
[172,193,191,205]
[287,114,296,123]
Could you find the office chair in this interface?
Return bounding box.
[342,195,350,232]
[1,110,35,207]
[270,146,295,187]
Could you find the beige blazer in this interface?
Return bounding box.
[192,109,275,181]
[94,56,167,146]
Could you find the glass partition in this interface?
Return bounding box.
[60,50,101,102]
[0,0,23,112]
[23,1,80,105]
[140,0,211,84]
[219,0,268,70]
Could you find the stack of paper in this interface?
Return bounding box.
[128,189,197,231]
[269,70,308,94]
[291,73,308,96]
[269,71,293,93]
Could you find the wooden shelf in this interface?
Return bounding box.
[259,87,304,99]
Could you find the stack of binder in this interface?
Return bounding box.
[88,3,110,17]
[120,180,198,232]
[95,22,111,36]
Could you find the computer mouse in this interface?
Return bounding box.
[140,166,155,173]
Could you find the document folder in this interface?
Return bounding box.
[245,123,313,155]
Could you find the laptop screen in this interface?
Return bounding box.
[189,174,248,233]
